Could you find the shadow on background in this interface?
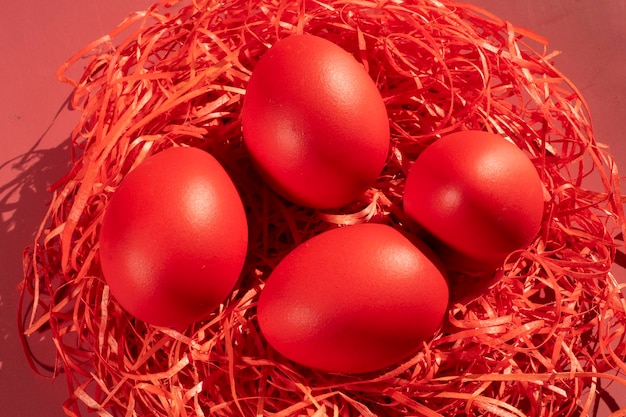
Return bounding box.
[0,112,74,415]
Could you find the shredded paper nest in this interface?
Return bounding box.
[19,0,626,416]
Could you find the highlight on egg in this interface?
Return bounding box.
[256,223,449,374]
[241,34,390,209]
[99,147,249,328]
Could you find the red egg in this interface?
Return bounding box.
[257,223,449,374]
[241,34,390,209]
[99,147,248,328]
[403,130,545,272]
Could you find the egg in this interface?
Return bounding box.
[99,147,248,328]
[257,223,449,374]
[241,34,390,209]
[403,130,545,273]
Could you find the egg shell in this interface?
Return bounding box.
[99,147,248,328]
[257,223,449,374]
[403,130,545,273]
[241,34,390,209]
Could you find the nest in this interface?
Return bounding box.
[19,0,626,416]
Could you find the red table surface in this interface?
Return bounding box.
[1,1,624,416]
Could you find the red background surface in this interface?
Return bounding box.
[1,1,624,415]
